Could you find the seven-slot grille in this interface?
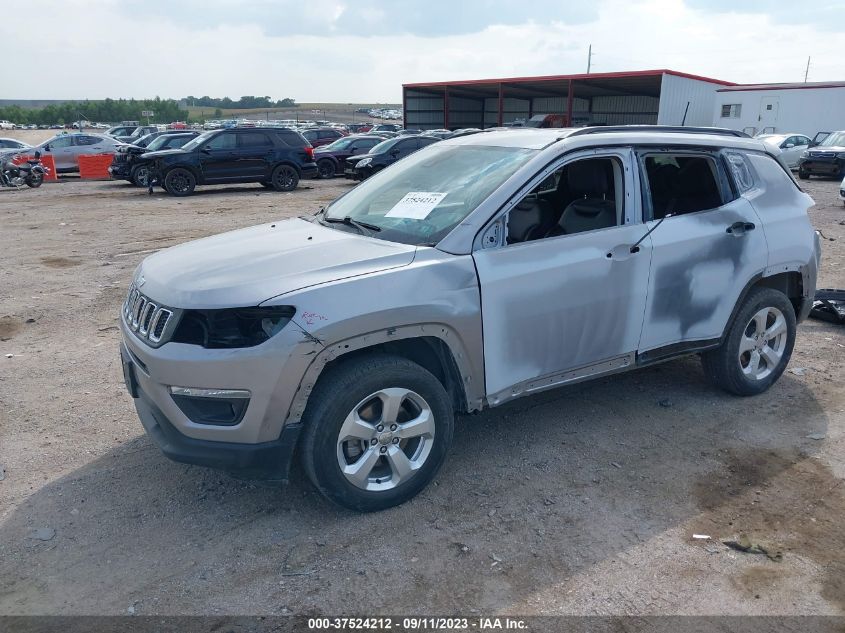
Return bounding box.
[123,284,172,344]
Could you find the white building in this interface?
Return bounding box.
[712,82,845,138]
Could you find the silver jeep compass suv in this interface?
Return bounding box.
[120,126,821,512]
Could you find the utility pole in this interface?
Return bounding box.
[804,56,811,83]
[587,44,594,74]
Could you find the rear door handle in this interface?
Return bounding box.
[726,221,755,234]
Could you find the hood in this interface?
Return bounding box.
[140,148,190,160]
[137,217,416,309]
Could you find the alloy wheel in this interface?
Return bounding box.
[738,306,788,380]
[336,388,435,492]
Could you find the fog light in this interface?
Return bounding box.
[169,386,250,426]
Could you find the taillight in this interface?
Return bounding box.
[304,146,314,160]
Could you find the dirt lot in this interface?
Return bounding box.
[0,167,843,616]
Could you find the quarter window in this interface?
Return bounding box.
[641,154,724,219]
[721,104,742,118]
[239,132,272,148]
[724,151,756,194]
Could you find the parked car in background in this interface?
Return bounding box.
[422,129,452,139]
[120,126,819,512]
[114,126,160,144]
[344,135,440,181]
[301,127,347,148]
[446,128,482,139]
[0,137,33,152]
[29,133,124,172]
[313,135,383,178]
[798,130,845,179]
[839,175,845,206]
[106,125,139,138]
[136,127,317,196]
[110,132,201,186]
[371,124,402,133]
[756,133,812,169]
[0,120,14,130]
[347,124,373,134]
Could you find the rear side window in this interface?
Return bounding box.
[641,153,725,220]
[238,132,272,148]
[723,151,757,194]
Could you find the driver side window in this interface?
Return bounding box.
[506,157,624,244]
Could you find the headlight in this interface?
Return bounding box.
[800,151,809,158]
[171,306,295,349]
[356,157,372,168]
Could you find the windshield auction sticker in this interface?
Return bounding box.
[385,192,447,219]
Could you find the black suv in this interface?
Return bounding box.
[138,128,318,196]
[344,135,440,180]
[313,135,383,178]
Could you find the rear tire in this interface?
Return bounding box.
[163,167,196,196]
[701,287,796,396]
[301,354,454,512]
[270,164,299,191]
[25,173,43,188]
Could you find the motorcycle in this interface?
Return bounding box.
[1,151,48,188]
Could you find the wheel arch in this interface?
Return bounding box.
[285,325,482,427]
[271,160,302,176]
[722,269,805,340]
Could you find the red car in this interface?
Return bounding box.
[301,127,348,148]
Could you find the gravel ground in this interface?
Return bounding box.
[0,168,843,616]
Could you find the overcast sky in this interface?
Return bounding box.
[3,0,843,102]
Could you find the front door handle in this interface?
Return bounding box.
[726,221,755,234]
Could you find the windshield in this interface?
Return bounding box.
[820,131,845,147]
[146,135,183,151]
[368,138,401,154]
[322,137,355,151]
[134,133,156,147]
[322,143,536,245]
[180,131,215,151]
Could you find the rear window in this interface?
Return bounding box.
[274,131,306,147]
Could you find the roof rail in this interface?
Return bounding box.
[568,125,751,138]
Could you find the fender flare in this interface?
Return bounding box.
[283,323,484,425]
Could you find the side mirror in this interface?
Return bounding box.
[390,149,400,157]
[201,147,212,154]
[809,141,819,147]
[784,143,795,149]
[43,144,51,151]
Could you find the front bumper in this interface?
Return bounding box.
[121,343,302,480]
[108,163,131,179]
[799,157,845,176]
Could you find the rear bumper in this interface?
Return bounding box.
[300,162,318,179]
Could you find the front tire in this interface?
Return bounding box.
[798,168,809,180]
[270,164,299,191]
[317,159,336,179]
[301,355,454,512]
[163,167,196,196]
[131,165,151,187]
[701,287,796,396]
